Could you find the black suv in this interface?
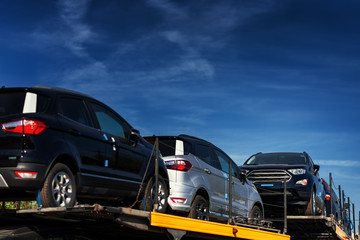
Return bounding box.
[0,85,169,211]
[240,152,326,216]
[321,178,341,221]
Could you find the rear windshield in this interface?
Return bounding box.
[245,153,307,165]
[145,138,191,157]
[0,91,49,117]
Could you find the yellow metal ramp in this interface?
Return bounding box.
[151,211,290,240]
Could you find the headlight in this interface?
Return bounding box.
[288,168,306,175]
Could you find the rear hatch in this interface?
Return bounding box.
[0,89,49,167]
[144,136,196,175]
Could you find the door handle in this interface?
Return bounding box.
[204,168,211,174]
[68,129,80,136]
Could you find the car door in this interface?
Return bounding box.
[57,96,109,192]
[214,149,248,218]
[308,156,325,211]
[195,143,228,217]
[88,101,147,198]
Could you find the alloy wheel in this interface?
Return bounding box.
[51,171,73,207]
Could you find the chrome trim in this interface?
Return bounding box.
[247,169,292,183]
[80,173,141,185]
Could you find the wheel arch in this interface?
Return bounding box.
[43,138,81,179]
[253,201,264,218]
[158,167,170,190]
[193,187,210,203]
[46,154,79,179]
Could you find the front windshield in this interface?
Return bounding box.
[245,153,307,165]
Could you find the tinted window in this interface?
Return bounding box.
[231,162,240,179]
[183,141,191,155]
[215,149,230,173]
[58,97,91,127]
[196,144,220,169]
[90,103,130,140]
[36,95,49,112]
[245,153,307,165]
[149,138,191,157]
[0,92,49,117]
[153,139,176,156]
[0,92,26,116]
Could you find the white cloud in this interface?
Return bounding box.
[57,0,94,58]
[316,160,360,167]
[32,0,95,59]
[147,0,186,20]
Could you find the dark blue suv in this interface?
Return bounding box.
[0,85,169,211]
[240,152,326,216]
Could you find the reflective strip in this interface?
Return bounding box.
[0,174,9,188]
[22,92,37,113]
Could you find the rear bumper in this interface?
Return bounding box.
[167,182,197,213]
[0,162,48,200]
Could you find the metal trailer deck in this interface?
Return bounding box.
[0,205,290,240]
[285,215,350,240]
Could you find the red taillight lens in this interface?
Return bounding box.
[165,160,193,172]
[326,194,331,201]
[15,171,38,179]
[2,119,48,135]
[170,197,187,204]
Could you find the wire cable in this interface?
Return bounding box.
[129,140,156,209]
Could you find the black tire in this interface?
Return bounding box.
[40,163,76,208]
[248,205,263,224]
[188,195,209,221]
[140,175,168,213]
[323,203,327,217]
[305,188,316,215]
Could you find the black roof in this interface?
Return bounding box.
[1,85,93,99]
[144,134,214,146]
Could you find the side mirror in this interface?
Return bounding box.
[240,170,247,184]
[130,129,140,146]
[314,164,320,174]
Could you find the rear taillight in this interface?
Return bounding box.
[15,171,38,179]
[2,119,48,135]
[165,160,193,172]
[326,194,331,201]
[170,197,187,204]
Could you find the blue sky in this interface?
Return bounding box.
[1,0,359,222]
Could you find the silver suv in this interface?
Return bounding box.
[145,135,263,222]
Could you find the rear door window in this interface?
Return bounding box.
[58,97,92,127]
[196,144,221,169]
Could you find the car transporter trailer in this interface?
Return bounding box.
[0,203,354,240]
